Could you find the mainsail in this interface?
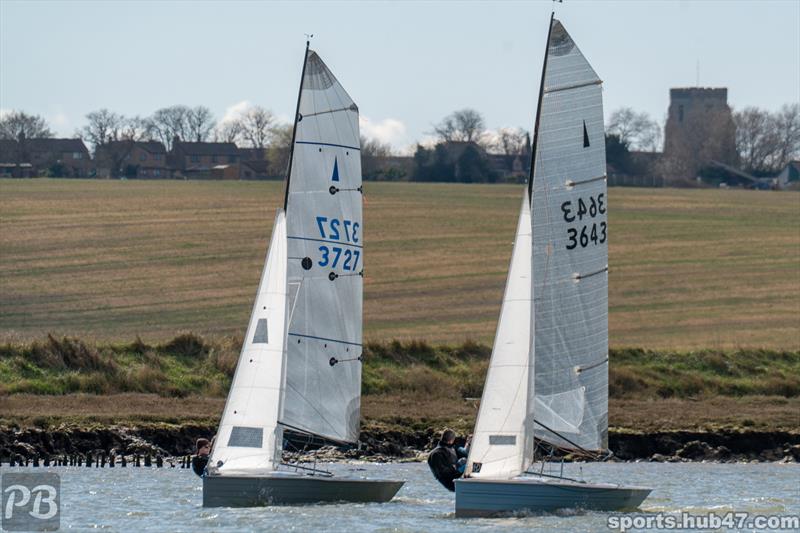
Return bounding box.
[530,18,608,453]
[467,16,607,479]
[209,47,361,475]
[279,50,363,444]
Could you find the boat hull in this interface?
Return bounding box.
[455,476,651,517]
[203,473,404,507]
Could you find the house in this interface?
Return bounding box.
[169,139,240,176]
[95,140,168,179]
[775,161,800,189]
[19,137,91,177]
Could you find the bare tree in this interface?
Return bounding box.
[0,111,53,140]
[360,135,393,178]
[607,107,661,151]
[238,106,275,148]
[214,120,243,144]
[149,105,191,149]
[491,127,528,156]
[81,109,126,150]
[773,103,800,170]
[266,123,293,176]
[734,104,799,174]
[186,106,215,142]
[433,108,486,144]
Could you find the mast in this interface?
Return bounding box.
[527,12,555,200]
[283,41,311,211]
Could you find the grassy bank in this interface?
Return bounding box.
[1,180,798,349]
[1,335,797,401]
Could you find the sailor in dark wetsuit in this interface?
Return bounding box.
[191,438,212,477]
[427,429,470,491]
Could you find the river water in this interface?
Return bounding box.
[2,462,797,532]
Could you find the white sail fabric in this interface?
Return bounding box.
[530,19,609,452]
[466,196,535,479]
[279,50,363,443]
[210,211,288,473]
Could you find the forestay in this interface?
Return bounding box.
[466,195,535,479]
[210,212,288,473]
[530,19,608,452]
[280,50,363,444]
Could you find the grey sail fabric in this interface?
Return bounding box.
[279,50,363,444]
[530,19,609,452]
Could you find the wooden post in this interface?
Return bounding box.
[155,455,163,468]
[86,455,93,467]
[8,457,14,467]
[101,455,106,468]
[43,457,50,467]
[121,455,127,467]
[144,455,152,467]
[134,455,140,467]
[109,454,115,467]
[33,457,40,467]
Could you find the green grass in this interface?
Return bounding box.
[2,334,797,401]
[1,179,798,350]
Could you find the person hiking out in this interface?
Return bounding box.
[191,437,212,477]
[427,429,470,491]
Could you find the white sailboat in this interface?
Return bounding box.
[203,43,404,507]
[455,15,651,517]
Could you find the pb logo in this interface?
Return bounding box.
[2,473,60,531]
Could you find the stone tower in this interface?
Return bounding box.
[663,88,738,179]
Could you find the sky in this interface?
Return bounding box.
[1,0,798,153]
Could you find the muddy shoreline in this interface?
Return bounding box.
[1,423,798,465]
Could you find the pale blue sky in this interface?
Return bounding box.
[1,0,798,152]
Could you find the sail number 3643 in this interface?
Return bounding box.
[561,194,606,250]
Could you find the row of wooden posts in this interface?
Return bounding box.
[0,455,195,468]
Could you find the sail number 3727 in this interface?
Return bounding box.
[316,216,360,271]
[561,194,606,250]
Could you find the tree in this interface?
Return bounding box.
[266,123,293,176]
[186,106,215,142]
[490,127,528,155]
[433,108,486,144]
[734,104,800,174]
[607,108,661,152]
[214,120,243,144]
[81,109,126,150]
[148,105,191,148]
[239,106,275,148]
[360,135,393,179]
[0,111,53,140]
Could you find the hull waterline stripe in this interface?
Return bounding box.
[288,236,363,249]
[288,332,362,347]
[296,141,361,151]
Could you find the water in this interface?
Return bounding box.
[3,462,798,532]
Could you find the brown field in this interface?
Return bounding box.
[2,393,796,433]
[1,179,798,349]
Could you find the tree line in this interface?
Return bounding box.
[1,102,797,180]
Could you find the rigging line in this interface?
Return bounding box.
[288,332,362,347]
[566,175,607,187]
[301,105,357,119]
[576,357,608,374]
[574,266,608,281]
[544,79,602,94]
[280,383,345,442]
[287,235,363,249]
[528,11,555,199]
[533,419,600,458]
[279,420,352,447]
[295,140,361,151]
[283,41,311,211]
